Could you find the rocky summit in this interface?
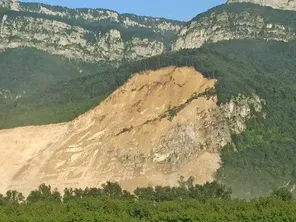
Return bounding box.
[227,0,296,11]
[0,0,182,62]
[173,2,296,51]
[0,0,19,10]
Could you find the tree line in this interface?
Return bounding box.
[0,179,294,221]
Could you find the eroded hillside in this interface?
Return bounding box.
[0,67,263,195]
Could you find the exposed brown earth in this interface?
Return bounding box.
[0,66,262,195]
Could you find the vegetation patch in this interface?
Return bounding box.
[0,179,294,221]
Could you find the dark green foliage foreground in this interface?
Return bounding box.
[2,198,296,222]
[0,182,294,222]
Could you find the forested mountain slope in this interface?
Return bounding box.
[2,1,296,112]
[0,0,183,117]
[0,48,107,98]
[204,40,296,198]
[1,0,296,199]
[2,39,296,198]
[0,46,267,128]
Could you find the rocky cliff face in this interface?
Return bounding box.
[227,0,296,11]
[0,14,165,61]
[0,66,264,195]
[0,1,183,62]
[173,4,296,51]
[19,2,182,33]
[0,0,19,11]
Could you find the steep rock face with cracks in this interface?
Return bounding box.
[0,0,19,11]
[173,3,296,51]
[0,66,263,195]
[227,0,296,11]
[0,0,182,62]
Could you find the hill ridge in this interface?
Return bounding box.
[227,0,296,11]
[0,66,263,195]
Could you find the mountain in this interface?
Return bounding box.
[19,2,182,34]
[0,66,264,195]
[174,3,296,51]
[0,0,183,62]
[0,0,183,116]
[227,0,296,10]
[0,48,106,96]
[204,40,296,198]
[2,39,296,198]
[0,0,19,11]
[1,0,296,199]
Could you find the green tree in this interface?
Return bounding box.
[5,190,25,204]
[27,184,61,203]
[0,194,5,206]
[63,188,75,202]
[102,182,123,198]
[190,181,232,201]
[83,187,102,198]
[134,187,155,201]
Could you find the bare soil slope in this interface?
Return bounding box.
[0,66,258,195]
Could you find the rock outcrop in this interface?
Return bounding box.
[0,1,183,62]
[19,2,182,33]
[0,15,164,62]
[227,0,296,11]
[173,4,296,51]
[0,0,19,11]
[0,88,21,100]
[0,66,264,195]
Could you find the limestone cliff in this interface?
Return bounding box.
[0,14,165,62]
[0,66,264,195]
[227,0,296,11]
[0,1,183,62]
[0,0,19,11]
[173,4,296,51]
[0,13,167,62]
[19,2,182,33]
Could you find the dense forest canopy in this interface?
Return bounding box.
[204,40,296,198]
[0,48,107,95]
[0,181,294,222]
